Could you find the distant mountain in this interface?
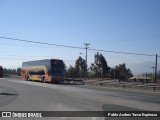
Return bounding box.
[128,61,160,75]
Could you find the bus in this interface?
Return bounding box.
[21,59,65,83]
[0,66,3,77]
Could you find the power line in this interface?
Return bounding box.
[107,36,160,43]
[0,55,56,58]
[0,57,77,62]
[88,48,156,57]
[0,58,36,61]
[0,36,158,57]
[0,36,84,49]
[1,42,159,57]
[0,43,50,48]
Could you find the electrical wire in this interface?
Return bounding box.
[88,48,156,57]
[0,36,84,49]
[0,36,158,57]
[0,57,47,61]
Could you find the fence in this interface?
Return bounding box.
[83,79,160,92]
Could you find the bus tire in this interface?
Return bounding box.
[43,78,46,83]
[25,76,29,81]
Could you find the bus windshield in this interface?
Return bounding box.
[51,68,64,76]
[51,60,64,68]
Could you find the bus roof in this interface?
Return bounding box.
[23,59,62,62]
[22,59,63,67]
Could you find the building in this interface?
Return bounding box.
[129,76,152,83]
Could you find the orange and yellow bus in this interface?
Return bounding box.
[21,59,65,83]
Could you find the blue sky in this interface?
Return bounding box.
[0,0,160,74]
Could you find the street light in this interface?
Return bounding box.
[80,53,85,57]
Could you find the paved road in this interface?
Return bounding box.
[0,78,160,120]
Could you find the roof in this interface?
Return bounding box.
[129,76,152,80]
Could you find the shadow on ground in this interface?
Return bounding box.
[0,93,19,96]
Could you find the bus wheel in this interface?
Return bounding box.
[43,78,46,83]
[26,76,29,81]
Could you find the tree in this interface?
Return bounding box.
[158,70,160,80]
[75,56,86,78]
[113,63,133,81]
[66,56,86,78]
[141,71,160,81]
[3,68,17,75]
[89,52,110,78]
[110,68,116,79]
[17,68,21,76]
[66,65,75,78]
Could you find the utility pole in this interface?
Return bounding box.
[145,72,147,84]
[151,67,155,82]
[114,70,116,80]
[80,52,85,78]
[113,67,116,80]
[155,54,157,83]
[84,43,90,78]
